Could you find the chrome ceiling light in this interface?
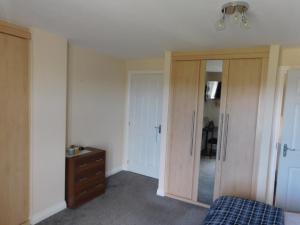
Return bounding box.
[216,1,250,31]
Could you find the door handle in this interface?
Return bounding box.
[283,144,296,157]
[223,113,229,161]
[155,124,161,143]
[155,125,161,134]
[190,111,196,156]
[217,113,224,161]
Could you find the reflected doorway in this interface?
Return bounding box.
[198,60,223,205]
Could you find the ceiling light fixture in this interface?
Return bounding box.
[216,1,250,31]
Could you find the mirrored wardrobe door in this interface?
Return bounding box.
[193,60,229,205]
[213,60,229,201]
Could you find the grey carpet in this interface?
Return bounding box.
[37,171,208,225]
[197,157,216,205]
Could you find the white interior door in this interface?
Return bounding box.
[127,73,163,178]
[276,69,300,212]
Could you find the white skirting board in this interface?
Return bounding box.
[156,188,165,197]
[30,201,66,225]
[30,167,122,224]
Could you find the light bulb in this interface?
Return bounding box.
[242,21,250,29]
[240,13,251,29]
[232,12,240,24]
[215,16,225,31]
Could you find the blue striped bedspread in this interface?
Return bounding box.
[202,196,284,225]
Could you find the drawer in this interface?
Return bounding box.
[76,170,105,184]
[75,153,105,168]
[75,183,105,203]
[75,179,105,194]
[66,148,106,208]
[76,162,105,176]
[75,173,105,194]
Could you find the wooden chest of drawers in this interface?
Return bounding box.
[66,147,106,208]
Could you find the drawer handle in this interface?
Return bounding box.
[95,158,103,162]
[79,163,88,168]
[95,184,103,189]
[78,177,88,182]
[78,190,88,197]
[96,171,103,176]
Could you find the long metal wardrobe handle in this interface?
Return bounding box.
[223,113,229,161]
[190,111,196,156]
[218,113,224,161]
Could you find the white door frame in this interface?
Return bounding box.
[123,70,164,176]
[267,66,300,204]
[275,69,300,211]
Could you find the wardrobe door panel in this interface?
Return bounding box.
[219,58,262,199]
[167,60,200,199]
[0,33,29,225]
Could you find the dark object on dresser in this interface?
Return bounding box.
[66,147,106,208]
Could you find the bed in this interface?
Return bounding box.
[202,196,284,225]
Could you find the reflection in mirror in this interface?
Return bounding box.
[206,81,221,100]
[198,60,223,205]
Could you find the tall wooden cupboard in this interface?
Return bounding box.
[0,21,31,225]
[166,48,269,204]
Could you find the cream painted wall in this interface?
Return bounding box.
[30,28,67,224]
[67,45,126,176]
[126,58,164,71]
[279,47,300,66]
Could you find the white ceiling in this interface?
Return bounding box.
[1,0,300,58]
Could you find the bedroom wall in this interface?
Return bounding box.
[30,28,68,224]
[279,47,300,66]
[67,45,127,176]
[125,58,164,71]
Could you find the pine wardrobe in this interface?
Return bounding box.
[166,48,271,204]
[0,21,30,225]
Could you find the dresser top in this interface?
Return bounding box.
[66,147,105,159]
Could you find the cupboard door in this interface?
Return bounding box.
[0,33,29,225]
[219,58,262,199]
[167,60,200,199]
